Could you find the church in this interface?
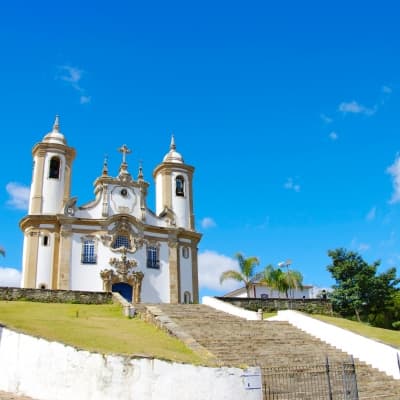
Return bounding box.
[19,117,202,304]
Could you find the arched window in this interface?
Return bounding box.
[176,175,185,196]
[49,157,61,179]
[147,245,160,269]
[112,235,131,249]
[81,238,97,264]
[183,291,191,304]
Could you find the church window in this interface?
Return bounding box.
[176,175,185,196]
[43,235,49,246]
[49,157,61,179]
[147,246,160,269]
[183,291,191,304]
[112,235,131,249]
[82,238,97,264]
[182,246,190,259]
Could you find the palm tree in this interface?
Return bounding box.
[260,264,303,298]
[220,253,260,297]
[0,246,5,257]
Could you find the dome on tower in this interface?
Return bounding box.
[43,115,66,145]
[163,135,184,163]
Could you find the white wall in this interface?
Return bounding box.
[36,232,54,288]
[171,171,189,229]
[0,326,262,400]
[269,310,400,380]
[179,246,193,302]
[202,297,260,321]
[41,152,66,214]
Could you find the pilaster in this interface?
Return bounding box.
[191,245,199,303]
[22,230,40,288]
[57,226,72,289]
[168,237,180,303]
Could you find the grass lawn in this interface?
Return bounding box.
[0,301,206,364]
[263,312,277,319]
[312,314,400,348]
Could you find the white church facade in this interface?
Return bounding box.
[20,117,202,304]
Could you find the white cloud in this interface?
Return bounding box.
[200,217,216,229]
[382,85,392,94]
[320,113,333,124]
[358,243,370,252]
[0,267,21,287]
[6,182,30,210]
[387,155,400,204]
[366,206,376,221]
[284,178,300,192]
[198,250,240,292]
[338,101,376,116]
[58,65,90,104]
[329,131,338,141]
[80,95,91,104]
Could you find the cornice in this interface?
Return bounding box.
[152,162,194,179]
[32,142,76,161]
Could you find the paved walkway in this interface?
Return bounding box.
[0,391,36,400]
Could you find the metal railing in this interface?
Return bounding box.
[261,357,359,400]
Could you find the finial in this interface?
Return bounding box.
[53,115,60,132]
[118,144,132,164]
[170,134,176,150]
[102,155,108,176]
[137,160,144,180]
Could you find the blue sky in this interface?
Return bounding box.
[1,1,400,297]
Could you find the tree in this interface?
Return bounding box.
[260,264,303,298]
[219,253,260,297]
[327,248,400,324]
[0,246,5,257]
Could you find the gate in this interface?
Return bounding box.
[262,357,359,400]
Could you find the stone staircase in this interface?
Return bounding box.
[144,304,400,400]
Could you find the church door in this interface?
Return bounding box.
[112,282,133,302]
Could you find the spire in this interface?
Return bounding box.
[53,115,60,133]
[43,114,66,145]
[137,160,144,181]
[170,134,176,150]
[163,134,183,163]
[102,155,108,176]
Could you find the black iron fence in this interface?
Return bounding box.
[261,357,359,400]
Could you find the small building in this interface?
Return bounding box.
[20,117,202,304]
[224,283,316,299]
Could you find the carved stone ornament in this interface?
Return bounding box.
[64,197,77,216]
[100,247,144,303]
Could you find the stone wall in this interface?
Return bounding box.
[0,287,112,304]
[217,297,332,314]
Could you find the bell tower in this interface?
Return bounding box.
[29,116,76,215]
[21,116,76,289]
[153,136,195,230]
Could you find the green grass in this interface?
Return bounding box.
[263,311,277,319]
[311,314,400,348]
[0,301,206,364]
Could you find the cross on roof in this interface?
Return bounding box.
[118,144,132,164]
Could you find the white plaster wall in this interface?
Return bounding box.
[141,243,171,303]
[254,285,312,299]
[269,310,400,380]
[155,173,163,215]
[202,297,259,320]
[0,327,262,400]
[180,247,193,302]
[171,171,189,229]
[36,233,54,288]
[41,152,66,214]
